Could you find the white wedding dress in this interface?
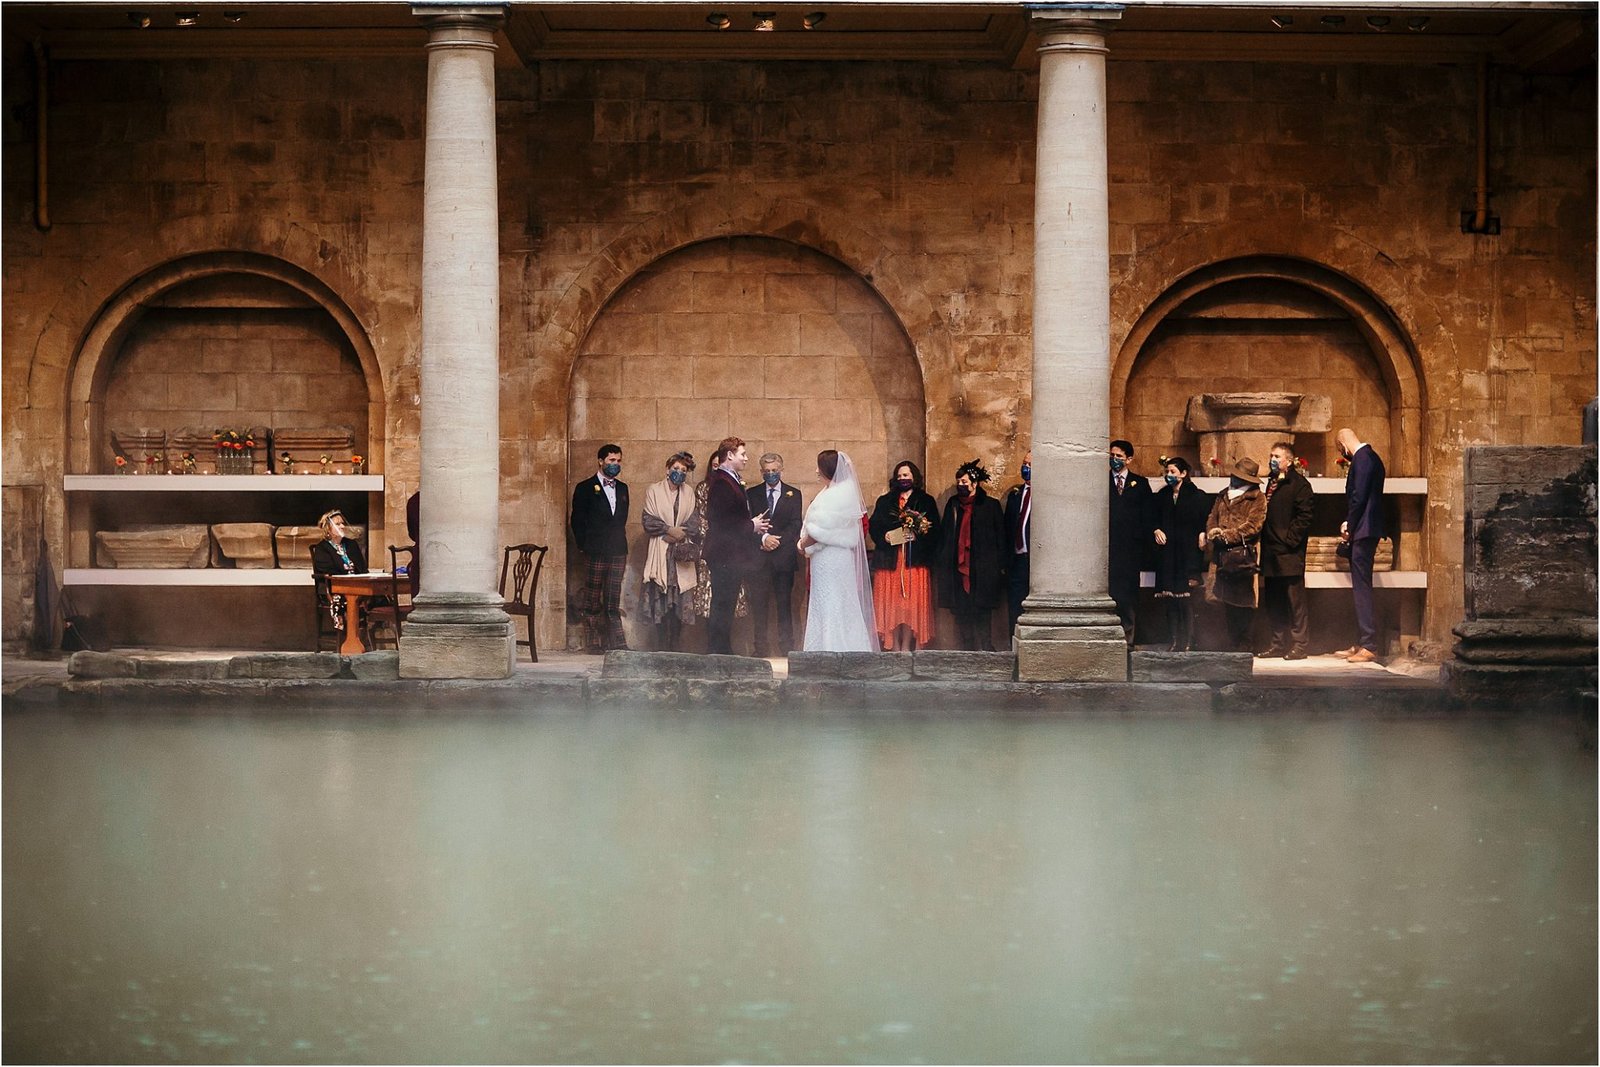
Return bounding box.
[801,451,877,652]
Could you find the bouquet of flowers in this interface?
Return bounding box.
[213,428,258,474]
[1335,455,1350,478]
[897,506,933,537]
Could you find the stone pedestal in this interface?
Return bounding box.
[1184,392,1331,471]
[398,3,515,680]
[1016,9,1127,682]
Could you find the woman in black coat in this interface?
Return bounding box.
[868,460,941,651]
[936,459,1006,651]
[1152,457,1211,651]
[311,508,369,635]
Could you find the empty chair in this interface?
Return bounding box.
[365,544,416,650]
[499,543,548,662]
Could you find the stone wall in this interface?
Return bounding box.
[2,44,1593,653]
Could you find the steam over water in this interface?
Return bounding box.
[5,710,1594,1064]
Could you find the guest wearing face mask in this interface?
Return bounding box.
[1201,456,1267,652]
[1108,439,1153,647]
[745,452,804,657]
[1152,456,1211,652]
[1259,441,1316,661]
[640,451,702,652]
[869,459,941,651]
[1003,451,1033,635]
[937,459,1006,651]
[571,444,631,653]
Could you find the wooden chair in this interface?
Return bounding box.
[310,569,341,652]
[365,544,416,650]
[499,543,548,662]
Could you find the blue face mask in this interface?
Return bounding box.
[667,469,686,486]
[602,462,621,478]
[1164,473,1179,487]
[1020,463,1031,483]
[1110,456,1126,472]
[763,471,782,487]
[1268,457,1280,474]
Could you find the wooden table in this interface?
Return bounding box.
[325,573,391,655]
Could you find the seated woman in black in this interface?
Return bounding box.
[311,508,369,634]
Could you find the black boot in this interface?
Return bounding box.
[1178,600,1195,653]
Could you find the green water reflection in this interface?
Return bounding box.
[4,711,1595,1064]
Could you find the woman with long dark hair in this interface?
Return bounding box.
[1152,456,1211,651]
[867,459,941,651]
[936,459,1006,651]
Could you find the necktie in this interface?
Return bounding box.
[768,486,778,514]
[1116,473,1125,494]
[1266,475,1279,500]
[1015,486,1030,553]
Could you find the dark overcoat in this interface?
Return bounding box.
[868,488,942,571]
[1261,468,1316,578]
[1152,478,1211,594]
[937,489,1006,611]
[747,480,804,575]
[311,537,367,576]
[1108,471,1155,588]
[704,468,759,575]
[570,474,629,558]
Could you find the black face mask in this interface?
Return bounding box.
[956,485,972,498]
[894,478,914,492]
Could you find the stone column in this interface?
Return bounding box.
[1015,6,1128,682]
[399,3,515,679]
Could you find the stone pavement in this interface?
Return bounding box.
[0,645,1507,718]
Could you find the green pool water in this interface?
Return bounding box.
[4,709,1594,1064]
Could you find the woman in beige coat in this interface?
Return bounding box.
[1202,456,1267,652]
[640,451,704,651]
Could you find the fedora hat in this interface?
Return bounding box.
[1232,456,1260,480]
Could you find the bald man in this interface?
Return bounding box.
[1334,427,1386,664]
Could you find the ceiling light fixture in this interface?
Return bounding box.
[223,10,245,22]
[128,11,151,27]
[1366,15,1390,29]
[174,11,199,26]
[1269,14,1293,29]
[1407,15,1430,30]
[1319,14,1345,27]
[752,11,776,31]
[706,12,731,29]
[803,12,825,30]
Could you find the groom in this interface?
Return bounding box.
[703,436,770,655]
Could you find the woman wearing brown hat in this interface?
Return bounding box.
[1201,456,1267,652]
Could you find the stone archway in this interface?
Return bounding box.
[566,235,925,651]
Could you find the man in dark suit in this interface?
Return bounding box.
[1334,427,1387,663]
[1003,450,1032,635]
[1108,439,1153,647]
[1258,440,1316,660]
[570,443,630,652]
[745,452,803,657]
[703,436,770,656]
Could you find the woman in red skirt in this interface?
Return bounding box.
[867,460,942,651]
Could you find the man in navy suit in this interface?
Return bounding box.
[1108,439,1153,647]
[1003,450,1033,635]
[703,436,770,656]
[1334,427,1387,663]
[745,452,803,657]
[570,443,630,652]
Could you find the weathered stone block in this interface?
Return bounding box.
[1016,639,1128,682]
[786,651,840,678]
[684,678,783,709]
[587,677,681,707]
[1131,651,1254,683]
[348,651,400,680]
[136,657,231,680]
[95,525,210,569]
[226,652,342,679]
[839,651,913,680]
[602,650,771,679]
[913,650,1014,681]
[212,522,278,569]
[1443,661,1598,711]
[67,650,137,678]
[398,631,515,679]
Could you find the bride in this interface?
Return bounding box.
[798,449,877,652]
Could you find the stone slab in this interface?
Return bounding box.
[1454,617,1599,643]
[913,650,1014,681]
[1015,639,1128,682]
[1442,661,1599,711]
[1131,651,1254,684]
[398,632,516,679]
[67,650,138,678]
[587,677,682,707]
[684,678,783,709]
[782,679,1212,714]
[603,650,771,679]
[227,652,343,679]
[136,657,231,680]
[348,651,400,680]
[1215,682,1453,716]
[788,651,913,680]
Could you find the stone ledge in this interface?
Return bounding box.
[349,651,400,680]
[587,677,682,707]
[783,679,1213,714]
[603,650,772,679]
[67,651,138,679]
[787,651,912,680]
[136,658,231,680]
[54,675,589,710]
[685,678,783,709]
[1442,662,1599,711]
[1215,682,1454,715]
[1131,651,1253,684]
[227,652,343,679]
[912,650,1014,681]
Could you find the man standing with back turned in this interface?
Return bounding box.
[1334,427,1386,663]
[703,437,770,656]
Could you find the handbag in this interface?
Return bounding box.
[1216,540,1260,575]
[669,537,701,564]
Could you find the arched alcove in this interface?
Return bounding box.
[67,251,384,474]
[565,235,925,651]
[1113,256,1425,476]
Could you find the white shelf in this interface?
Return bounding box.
[1190,476,1425,495]
[65,475,383,492]
[65,568,315,586]
[1139,570,1426,589]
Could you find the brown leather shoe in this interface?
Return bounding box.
[1332,645,1360,658]
[1346,648,1378,664]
